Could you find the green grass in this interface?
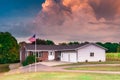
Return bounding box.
[55,61,120,67]
[66,66,120,71]
[1,72,120,80]
[0,64,10,73]
[106,53,120,61]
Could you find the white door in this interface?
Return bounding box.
[62,53,69,62]
[61,52,77,62]
[48,51,55,60]
[70,53,77,62]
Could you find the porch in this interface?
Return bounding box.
[26,51,61,62]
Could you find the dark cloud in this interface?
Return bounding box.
[34,0,120,43]
[89,21,120,26]
[0,18,34,38]
[89,0,120,20]
[1,0,120,43]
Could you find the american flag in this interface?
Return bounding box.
[28,34,36,42]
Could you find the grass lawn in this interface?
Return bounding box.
[55,61,120,67]
[66,66,120,71]
[106,53,120,61]
[0,64,10,73]
[1,72,120,80]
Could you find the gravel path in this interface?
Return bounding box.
[6,63,120,75]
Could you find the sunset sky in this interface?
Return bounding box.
[0,0,120,44]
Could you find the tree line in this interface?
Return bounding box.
[96,42,120,53]
[0,32,120,64]
[31,39,120,53]
[0,32,19,64]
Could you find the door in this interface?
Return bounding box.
[62,53,69,62]
[61,52,77,62]
[69,53,77,62]
[48,51,55,60]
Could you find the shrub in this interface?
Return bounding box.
[22,55,35,66]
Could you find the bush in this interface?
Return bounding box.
[22,55,36,66]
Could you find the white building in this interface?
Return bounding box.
[20,43,107,63]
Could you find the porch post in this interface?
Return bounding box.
[26,51,29,57]
[20,51,22,62]
[76,50,78,62]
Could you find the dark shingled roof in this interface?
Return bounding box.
[25,43,107,51]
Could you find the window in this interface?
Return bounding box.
[34,52,43,58]
[50,52,53,55]
[39,52,43,57]
[29,51,33,56]
[36,52,39,57]
[61,53,63,58]
[90,52,94,57]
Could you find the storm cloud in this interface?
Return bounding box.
[1,0,120,43]
[89,0,120,20]
[32,0,120,43]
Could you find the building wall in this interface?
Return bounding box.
[19,42,27,62]
[77,45,106,62]
[48,51,55,60]
[20,44,106,63]
[24,50,49,62]
[20,47,26,62]
[55,51,61,61]
[37,51,48,61]
[42,51,48,61]
[61,51,77,62]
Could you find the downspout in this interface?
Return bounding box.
[20,50,21,63]
[76,50,78,62]
[68,53,70,62]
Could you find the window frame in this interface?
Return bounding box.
[39,52,43,57]
[90,52,94,57]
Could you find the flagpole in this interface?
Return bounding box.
[28,34,37,72]
[29,64,31,72]
[35,36,37,72]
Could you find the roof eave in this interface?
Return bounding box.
[76,43,108,51]
[26,49,76,52]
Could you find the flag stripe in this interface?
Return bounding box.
[28,34,36,42]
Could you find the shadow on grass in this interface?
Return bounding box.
[55,61,120,67]
[0,64,10,73]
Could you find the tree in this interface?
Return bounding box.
[68,42,80,45]
[32,39,55,45]
[112,43,119,52]
[0,32,19,63]
[32,39,47,45]
[59,42,67,45]
[117,42,120,52]
[96,42,104,46]
[96,42,119,53]
[46,40,55,45]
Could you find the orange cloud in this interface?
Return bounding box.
[33,0,120,43]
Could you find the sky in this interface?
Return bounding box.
[0,0,120,44]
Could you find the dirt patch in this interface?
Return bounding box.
[9,63,21,70]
